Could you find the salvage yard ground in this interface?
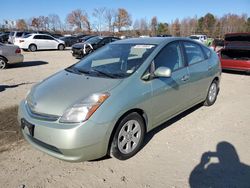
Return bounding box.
[0,50,250,187]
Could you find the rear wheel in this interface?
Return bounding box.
[29,44,37,52]
[110,112,145,160]
[58,44,65,50]
[0,57,7,69]
[204,80,218,106]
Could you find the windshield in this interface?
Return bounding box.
[190,36,199,39]
[24,34,32,38]
[69,43,156,78]
[85,36,102,44]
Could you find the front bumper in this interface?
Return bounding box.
[18,100,111,162]
[72,48,83,59]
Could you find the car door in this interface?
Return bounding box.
[182,41,210,104]
[33,35,46,49]
[150,41,190,126]
[43,35,58,49]
[97,38,111,48]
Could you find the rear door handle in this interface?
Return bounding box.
[208,65,212,70]
[181,75,189,81]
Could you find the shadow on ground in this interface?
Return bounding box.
[222,69,250,76]
[7,61,48,69]
[0,82,34,92]
[143,103,203,148]
[189,141,250,187]
[0,106,22,153]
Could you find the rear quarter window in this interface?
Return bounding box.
[183,42,205,65]
[202,46,211,58]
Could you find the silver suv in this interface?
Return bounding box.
[8,31,30,44]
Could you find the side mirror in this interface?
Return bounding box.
[154,67,171,78]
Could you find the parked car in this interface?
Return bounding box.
[0,43,23,69]
[18,37,221,161]
[8,31,30,44]
[72,36,120,58]
[156,34,172,37]
[218,33,250,73]
[0,32,9,43]
[70,33,88,42]
[14,34,65,52]
[78,35,96,43]
[189,35,208,44]
[59,36,78,47]
[34,31,63,39]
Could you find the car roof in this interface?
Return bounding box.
[114,37,190,45]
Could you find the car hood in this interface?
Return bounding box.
[72,42,86,48]
[27,70,122,116]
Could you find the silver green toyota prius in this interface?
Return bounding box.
[18,37,221,161]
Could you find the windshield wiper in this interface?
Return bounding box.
[91,69,116,78]
[65,67,90,75]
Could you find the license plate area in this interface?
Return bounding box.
[21,118,35,137]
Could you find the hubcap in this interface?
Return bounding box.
[0,59,6,69]
[30,45,36,52]
[118,120,142,154]
[208,83,217,102]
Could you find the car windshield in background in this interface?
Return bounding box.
[85,36,103,44]
[70,43,156,78]
[190,36,199,39]
[24,34,32,38]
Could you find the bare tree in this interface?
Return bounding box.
[92,7,106,34]
[48,14,61,31]
[66,9,91,32]
[114,8,132,32]
[16,19,28,30]
[171,19,181,36]
[104,8,116,33]
[150,16,158,36]
[31,17,41,30]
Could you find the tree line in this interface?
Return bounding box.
[2,7,250,38]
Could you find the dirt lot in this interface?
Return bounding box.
[0,50,250,188]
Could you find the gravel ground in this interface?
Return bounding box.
[0,50,250,188]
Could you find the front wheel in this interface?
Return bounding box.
[204,80,219,106]
[58,44,65,50]
[110,112,145,160]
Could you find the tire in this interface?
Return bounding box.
[110,112,145,160]
[0,57,7,69]
[58,44,65,50]
[204,80,218,106]
[29,44,37,52]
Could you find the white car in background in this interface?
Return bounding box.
[14,34,65,52]
[189,35,207,44]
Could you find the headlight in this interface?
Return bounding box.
[59,93,110,123]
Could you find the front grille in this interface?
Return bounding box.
[28,135,62,154]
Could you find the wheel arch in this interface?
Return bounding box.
[28,43,37,49]
[106,108,148,155]
[0,55,8,63]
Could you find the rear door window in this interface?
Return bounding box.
[183,42,205,65]
[34,35,42,39]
